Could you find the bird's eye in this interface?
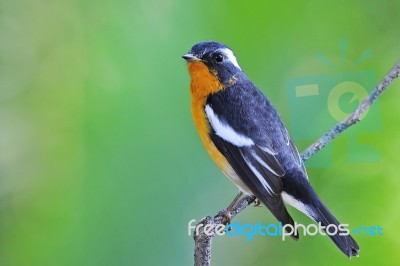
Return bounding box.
[213,53,224,63]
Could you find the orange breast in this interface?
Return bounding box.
[187,61,229,172]
[187,61,252,194]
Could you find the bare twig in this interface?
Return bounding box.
[301,60,400,160]
[193,60,400,266]
[193,196,256,266]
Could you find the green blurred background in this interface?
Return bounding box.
[0,0,399,265]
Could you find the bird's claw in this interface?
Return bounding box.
[253,198,261,207]
[222,210,232,226]
[223,210,234,231]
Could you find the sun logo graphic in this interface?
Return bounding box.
[287,40,381,168]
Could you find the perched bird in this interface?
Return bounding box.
[182,41,359,257]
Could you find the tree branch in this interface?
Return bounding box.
[193,60,400,266]
[193,196,256,266]
[301,60,400,161]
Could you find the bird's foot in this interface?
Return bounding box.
[221,210,232,226]
[253,198,261,207]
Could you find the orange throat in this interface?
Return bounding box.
[187,61,223,98]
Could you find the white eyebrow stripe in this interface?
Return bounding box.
[205,105,254,147]
[220,48,241,70]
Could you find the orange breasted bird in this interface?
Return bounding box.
[182,41,359,257]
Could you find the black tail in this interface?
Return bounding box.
[311,200,359,257]
[261,195,299,241]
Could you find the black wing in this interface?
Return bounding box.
[204,79,307,238]
[210,131,297,239]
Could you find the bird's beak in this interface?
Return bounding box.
[182,53,200,62]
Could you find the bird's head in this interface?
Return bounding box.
[182,41,242,89]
